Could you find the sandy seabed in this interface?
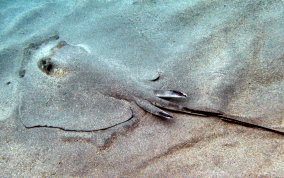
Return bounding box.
[0,0,283,177]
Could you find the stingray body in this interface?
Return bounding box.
[18,37,190,131]
[17,0,284,133]
[18,36,284,134]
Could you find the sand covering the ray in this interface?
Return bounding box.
[0,0,283,177]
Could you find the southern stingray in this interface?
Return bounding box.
[16,0,284,133]
[18,35,191,130]
[18,34,284,134]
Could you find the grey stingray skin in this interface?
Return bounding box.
[49,40,188,119]
[18,37,191,131]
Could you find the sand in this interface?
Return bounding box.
[0,0,283,176]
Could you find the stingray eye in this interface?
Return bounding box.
[37,57,69,77]
[38,57,54,75]
[50,41,67,54]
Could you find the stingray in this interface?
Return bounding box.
[17,35,284,134]
[18,36,192,131]
[17,0,284,133]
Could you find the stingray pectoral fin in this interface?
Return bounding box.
[134,97,173,119]
[154,90,187,99]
